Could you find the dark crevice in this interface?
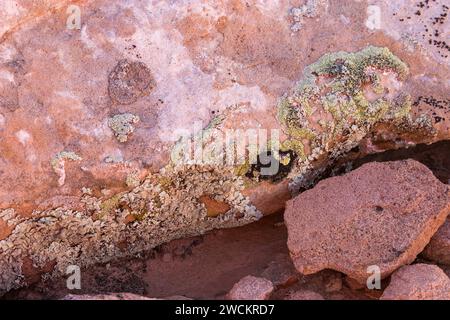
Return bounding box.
[348,140,450,184]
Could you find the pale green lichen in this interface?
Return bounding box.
[234,161,251,176]
[108,113,140,143]
[50,151,82,171]
[277,46,433,193]
[125,171,140,188]
[98,194,122,218]
[0,156,262,294]
[290,0,327,32]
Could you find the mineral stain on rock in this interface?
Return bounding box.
[108,59,155,105]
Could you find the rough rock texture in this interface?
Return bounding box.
[422,218,450,265]
[285,160,450,284]
[261,253,299,288]
[285,290,324,300]
[62,293,191,300]
[0,0,449,293]
[226,275,274,300]
[62,292,154,300]
[381,264,450,300]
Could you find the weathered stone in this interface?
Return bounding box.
[323,272,343,293]
[62,293,154,300]
[199,195,231,217]
[285,160,450,284]
[344,276,366,291]
[381,264,450,300]
[422,218,450,265]
[227,276,273,300]
[260,253,299,287]
[0,0,449,294]
[285,290,324,300]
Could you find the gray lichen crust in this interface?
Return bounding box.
[108,113,140,142]
[0,163,260,293]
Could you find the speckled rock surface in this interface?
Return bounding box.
[62,292,155,300]
[0,0,449,293]
[381,264,450,300]
[261,253,299,288]
[285,160,450,283]
[422,218,450,265]
[285,290,324,300]
[226,275,274,300]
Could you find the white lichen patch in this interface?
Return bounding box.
[108,113,140,143]
[51,151,82,186]
[0,209,19,227]
[365,5,381,31]
[0,159,261,294]
[290,0,328,32]
[125,171,140,188]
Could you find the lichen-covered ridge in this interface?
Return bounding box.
[277,46,435,193]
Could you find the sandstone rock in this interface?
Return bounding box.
[285,290,324,300]
[227,276,273,300]
[422,218,450,265]
[381,264,450,300]
[323,272,343,293]
[62,293,154,300]
[1,0,450,294]
[344,276,366,291]
[260,253,299,288]
[164,295,193,300]
[199,195,231,217]
[285,160,450,284]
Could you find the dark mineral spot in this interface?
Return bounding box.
[108,59,155,105]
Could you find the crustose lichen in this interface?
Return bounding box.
[50,151,82,186]
[108,113,140,143]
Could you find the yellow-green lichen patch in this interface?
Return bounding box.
[234,161,251,176]
[98,194,122,219]
[276,46,433,193]
[108,113,140,143]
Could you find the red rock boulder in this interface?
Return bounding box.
[381,264,450,300]
[422,218,450,265]
[227,276,274,300]
[285,160,450,284]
